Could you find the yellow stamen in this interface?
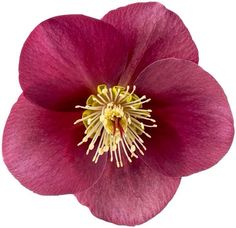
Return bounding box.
[74,85,157,168]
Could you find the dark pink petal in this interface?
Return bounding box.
[76,159,180,226]
[135,58,234,177]
[103,2,198,85]
[19,15,128,111]
[3,95,107,195]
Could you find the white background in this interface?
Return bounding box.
[0,0,235,227]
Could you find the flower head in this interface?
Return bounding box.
[3,2,234,226]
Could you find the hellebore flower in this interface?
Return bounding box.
[2,2,234,226]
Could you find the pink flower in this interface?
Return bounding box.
[3,2,234,226]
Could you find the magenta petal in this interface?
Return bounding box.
[76,159,180,226]
[19,15,128,111]
[135,58,234,176]
[3,95,107,195]
[103,2,198,85]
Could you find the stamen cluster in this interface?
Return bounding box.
[74,85,157,167]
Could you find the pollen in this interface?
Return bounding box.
[74,84,157,168]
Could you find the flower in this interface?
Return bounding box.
[2,1,234,226]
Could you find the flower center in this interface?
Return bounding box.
[74,85,157,167]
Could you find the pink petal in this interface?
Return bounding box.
[135,58,234,177]
[3,95,107,195]
[102,2,198,85]
[19,15,128,111]
[76,159,180,226]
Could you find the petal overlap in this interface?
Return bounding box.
[76,159,180,226]
[103,2,198,85]
[3,95,107,195]
[135,58,234,176]
[19,15,128,111]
